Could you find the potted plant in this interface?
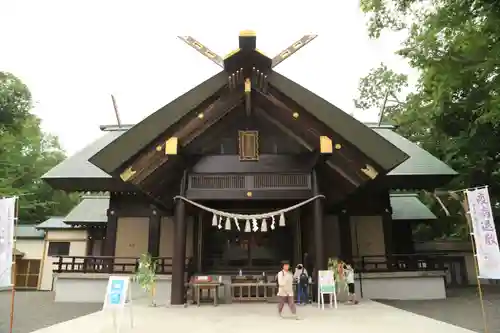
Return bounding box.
[327,257,348,294]
[134,253,158,306]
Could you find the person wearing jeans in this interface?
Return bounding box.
[293,264,309,305]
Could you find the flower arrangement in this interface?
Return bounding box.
[134,253,158,306]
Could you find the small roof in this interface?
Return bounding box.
[64,196,109,225]
[375,128,457,176]
[41,130,134,192]
[15,225,44,239]
[390,193,437,220]
[36,216,72,230]
[13,248,24,257]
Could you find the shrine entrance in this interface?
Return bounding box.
[201,219,294,274]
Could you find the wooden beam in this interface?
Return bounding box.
[255,89,379,186]
[119,90,244,186]
[254,108,314,151]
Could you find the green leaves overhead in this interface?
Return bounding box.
[0,72,79,223]
[358,0,500,238]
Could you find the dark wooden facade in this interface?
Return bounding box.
[42,32,458,305]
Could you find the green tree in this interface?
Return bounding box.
[0,72,79,223]
[356,0,500,238]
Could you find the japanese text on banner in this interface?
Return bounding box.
[467,187,500,279]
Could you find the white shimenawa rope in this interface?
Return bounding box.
[173,195,325,219]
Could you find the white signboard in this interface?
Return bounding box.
[0,197,16,289]
[466,187,500,279]
[317,270,337,310]
[103,276,133,333]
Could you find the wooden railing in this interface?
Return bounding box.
[53,256,175,274]
[355,254,448,273]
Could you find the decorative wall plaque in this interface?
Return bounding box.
[238,130,259,161]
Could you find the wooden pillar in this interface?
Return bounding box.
[104,210,118,273]
[195,211,203,272]
[312,170,325,273]
[170,172,188,305]
[104,210,117,256]
[86,229,95,256]
[338,212,353,262]
[148,209,161,258]
[292,210,302,266]
[382,211,394,268]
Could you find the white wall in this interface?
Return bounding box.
[16,239,44,260]
[39,229,88,291]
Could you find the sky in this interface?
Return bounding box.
[0,0,412,156]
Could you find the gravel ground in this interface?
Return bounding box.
[378,286,500,333]
[0,291,101,333]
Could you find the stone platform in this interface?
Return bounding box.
[30,300,475,333]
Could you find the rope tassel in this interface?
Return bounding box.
[252,218,258,232]
[279,213,286,227]
[261,219,268,232]
[244,219,251,232]
[225,217,231,230]
[212,214,218,227]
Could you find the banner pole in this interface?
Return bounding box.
[461,191,489,333]
[9,196,19,333]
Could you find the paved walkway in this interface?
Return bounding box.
[31,301,475,333]
[380,286,500,332]
[0,291,100,333]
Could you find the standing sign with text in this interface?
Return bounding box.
[318,270,335,293]
[317,270,337,309]
[466,187,500,279]
[103,276,133,333]
[103,276,130,309]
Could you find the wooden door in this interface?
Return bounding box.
[15,259,41,289]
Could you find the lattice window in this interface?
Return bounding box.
[253,174,310,189]
[238,131,259,161]
[190,175,245,189]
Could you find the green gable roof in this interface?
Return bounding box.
[15,225,45,239]
[36,216,72,230]
[390,193,437,220]
[64,196,109,225]
[374,128,457,177]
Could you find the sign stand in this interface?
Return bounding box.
[317,270,337,310]
[103,276,134,333]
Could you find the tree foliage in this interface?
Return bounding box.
[356,0,500,238]
[0,72,78,223]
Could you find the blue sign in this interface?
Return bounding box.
[109,279,125,306]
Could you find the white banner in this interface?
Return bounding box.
[466,187,500,279]
[0,197,16,288]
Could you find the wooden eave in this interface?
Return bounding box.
[89,71,228,175]
[266,71,409,172]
